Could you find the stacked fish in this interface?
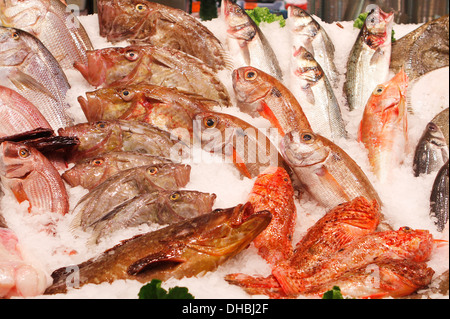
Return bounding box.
[0,0,448,298]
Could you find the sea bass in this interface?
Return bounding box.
[358,69,409,182]
[89,190,217,244]
[0,141,69,215]
[390,15,449,83]
[97,0,231,71]
[0,85,51,137]
[0,0,93,69]
[57,120,186,163]
[71,163,191,231]
[288,6,339,86]
[430,160,449,232]
[0,27,72,129]
[344,6,394,111]
[221,0,283,80]
[44,203,272,294]
[290,46,347,141]
[413,108,449,176]
[232,66,311,136]
[62,151,173,190]
[74,45,231,106]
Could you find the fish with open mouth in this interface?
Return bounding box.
[74,45,231,107]
[97,0,231,72]
[44,203,272,295]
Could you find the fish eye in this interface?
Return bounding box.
[244,70,257,81]
[147,167,158,175]
[373,85,384,95]
[120,89,135,101]
[427,123,438,132]
[169,192,181,201]
[125,50,139,61]
[96,121,107,129]
[91,158,104,166]
[401,226,412,232]
[203,116,217,129]
[18,147,30,158]
[11,31,20,40]
[135,3,147,11]
[301,132,315,143]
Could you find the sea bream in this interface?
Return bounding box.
[221,0,283,80]
[287,6,339,86]
[344,6,394,111]
[290,46,347,141]
[0,26,72,130]
[44,203,272,295]
[74,45,231,107]
[97,0,231,72]
[0,0,93,69]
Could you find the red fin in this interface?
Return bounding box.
[258,101,285,136]
[231,147,252,179]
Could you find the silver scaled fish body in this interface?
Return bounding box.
[430,160,449,232]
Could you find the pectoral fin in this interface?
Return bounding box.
[8,70,57,102]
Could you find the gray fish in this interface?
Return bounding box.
[430,160,449,232]
[390,15,449,83]
[0,26,72,130]
[413,108,449,176]
[71,163,191,231]
[0,0,93,69]
[89,190,217,243]
[44,203,272,294]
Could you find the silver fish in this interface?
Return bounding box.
[0,0,93,69]
[221,0,283,80]
[430,160,449,232]
[290,46,347,141]
[0,26,72,130]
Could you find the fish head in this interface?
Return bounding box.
[162,190,217,218]
[287,6,319,37]
[384,227,435,263]
[251,166,294,195]
[0,0,47,30]
[61,155,111,189]
[142,163,191,189]
[74,46,151,87]
[0,27,31,66]
[364,6,394,47]
[232,67,273,106]
[0,141,42,179]
[193,111,235,152]
[221,0,255,40]
[97,0,153,41]
[292,46,323,83]
[280,130,330,167]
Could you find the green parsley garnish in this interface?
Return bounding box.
[322,286,344,299]
[246,7,286,28]
[138,279,195,299]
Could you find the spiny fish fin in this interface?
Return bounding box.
[8,70,57,102]
[127,243,186,276]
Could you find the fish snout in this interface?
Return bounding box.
[61,168,81,188]
[174,164,191,187]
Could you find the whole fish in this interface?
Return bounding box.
[74,45,231,107]
[44,203,272,294]
[290,46,347,141]
[244,166,297,266]
[430,160,449,232]
[272,227,435,296]
[0,27,72,129]
[89,190,217,244]
[62,151,173,190]
[358,69,409,182]
[280,130,382,214]
[232,66,311,136]
[0,0,93,69]
[0,141,69,215]
[57,120,186,163]
[221,0,283,80]
[344,6,394,111]
[193,111,288,179]
[390,15,449,83]
[226,196,380,297]
[413,108,449,176]
[97,0,231,72]
[77,84,219,140]
[288,6,339,86]
[0,85,51,137]
[71,163,191,231]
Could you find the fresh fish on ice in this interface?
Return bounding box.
[430,160,449,232]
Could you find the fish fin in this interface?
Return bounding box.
[370,48,384,65]
[302,86,316,105]
[258,101,285,136]
[239,40,252,65]
[361,292,390,299]
[8,70,57,102]
[231,146,252,179]
[127,244,186,276]
[314,165,351,201]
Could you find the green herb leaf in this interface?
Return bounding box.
[246,7,286,28]
[138,279,195,299]
[322,286,344,299]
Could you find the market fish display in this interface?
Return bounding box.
[344,6,394,111]
[0,27,72,130]
[0,0,93,69]
[430,160,449,232]
[221,0,283,80]
[413,108,449,177]
[390,15,449,83]
[358,69,409,182]
[290,46,347,141]
[0,141,69,215]
[62,151,173,190]
[44,203,272,295]
[74,45,231,107]
[232,66,311,136]
[71,163,191,231]
[88,190,217,244]
[97,0,231,72]
[287,6,339,86]
[57,120,185,163]
[0,85,51,137]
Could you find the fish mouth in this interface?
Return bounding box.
[78,93,104,122]
[74,51,108,87]
[174,164,191,187]
[61,168,80,188]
